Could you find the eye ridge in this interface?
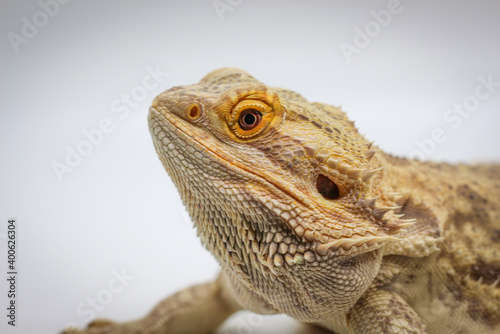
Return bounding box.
[238,109,262,130]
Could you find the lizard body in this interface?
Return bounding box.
[64,68,500,334]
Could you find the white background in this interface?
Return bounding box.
[1,1,499,333]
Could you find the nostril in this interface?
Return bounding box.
[188,104,201,120]
[316,174,340,200]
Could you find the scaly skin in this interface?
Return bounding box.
[63,68,500,334]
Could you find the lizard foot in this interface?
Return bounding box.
[87,319,118,328]
[61,321,141,334]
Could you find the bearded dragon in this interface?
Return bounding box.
[64,68,500,334]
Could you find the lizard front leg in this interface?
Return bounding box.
[62,274,241,334]
[348,288,427,334]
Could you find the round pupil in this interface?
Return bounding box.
[243,113,256,125]
[239,109,262,130]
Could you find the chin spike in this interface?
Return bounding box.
[346,167,364,179]
[489,278,500,293]
[361,167,383,183]
[365,150,377,161]
[385,218,416,234]
[365,197,378,209]
[372,206,400,220]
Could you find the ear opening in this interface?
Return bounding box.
[316,174,340,200]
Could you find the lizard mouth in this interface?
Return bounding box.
[149,105,390,260]
[149,105,314,210]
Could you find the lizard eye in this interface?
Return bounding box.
[230,99,273,139]
[238,109,262,130]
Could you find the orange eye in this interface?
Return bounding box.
[229,99,273,139]
[238,109,262,130]
[225,91,284,141]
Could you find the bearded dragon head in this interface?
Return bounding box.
[148,68,413,320]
